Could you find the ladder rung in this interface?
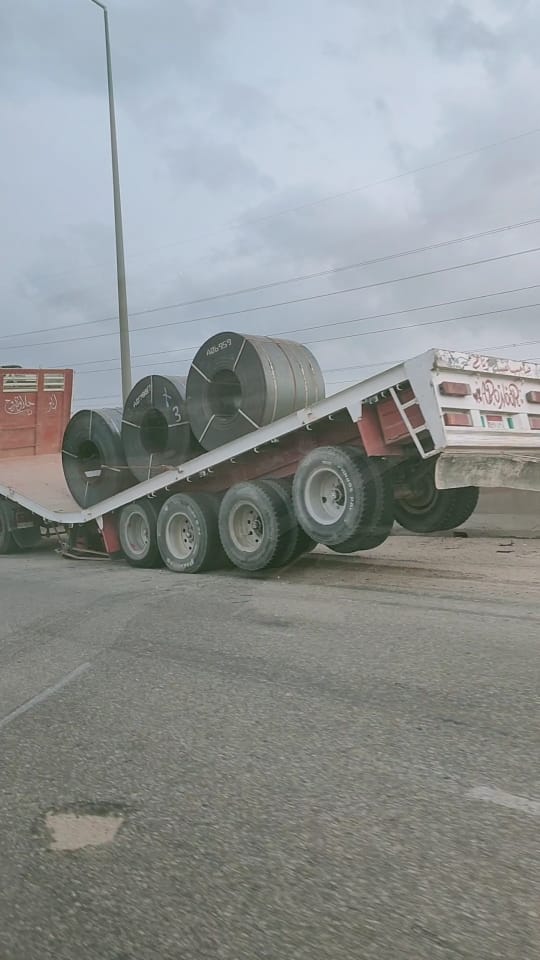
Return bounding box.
[401,398,418,410]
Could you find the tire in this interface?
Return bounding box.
[437,487,480,531]
[218,480,291,572]
[118,498,163,568]
[329,453,394,554]
[292,446,376,547]
[186,331,325,451]
[11,516,42,550]
[62,408,133,508]
[394,470,479,534]
[157,492,225,573]
[0,499,17,554]
[122,375,199,482]
[264,477,318,561]
[257,479,298,566]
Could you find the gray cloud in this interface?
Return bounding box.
[168,131,275,193]
[431,2,498,59]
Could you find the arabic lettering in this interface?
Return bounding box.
[4,394,35,416]
[472,379,522,410]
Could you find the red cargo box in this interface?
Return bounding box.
[0,369,73,460]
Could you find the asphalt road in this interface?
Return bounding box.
[0,541,539,960]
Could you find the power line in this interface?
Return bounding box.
[5,243,540,353]
[70,298,540,379]
[68,281,540,373]
[14,124,540,297]
[4,216,540,347]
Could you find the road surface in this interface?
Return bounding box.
[0,538,539,959]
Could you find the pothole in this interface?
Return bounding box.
[45,802,126,851]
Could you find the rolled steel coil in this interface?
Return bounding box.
[186,331,325,450]
[62,407,133,508]
[121,375,198,482]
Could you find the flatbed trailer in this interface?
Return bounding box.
[1,348,540,569]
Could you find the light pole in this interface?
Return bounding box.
[89,0,132,402]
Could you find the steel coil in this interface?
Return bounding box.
[122,375,198,482]
[186,331,325,450]
[62,407,133,508]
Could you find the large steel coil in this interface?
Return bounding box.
[186,331,325,450]
[121,375,198,482]
[62,407,133,508]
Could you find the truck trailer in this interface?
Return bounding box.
[1,348,539,572]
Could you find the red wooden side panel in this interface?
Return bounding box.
[0,369,73,460]
[375,388,424,444]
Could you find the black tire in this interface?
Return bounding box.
[186,331,325,451]
[437,487,480,531]
[157,492,225,573]
[11,516,42,550]
[118,498,163,568]
[292,446,376,547]
[218,480,291,572]
[0,499,17,554]
[122,375,199,482]
[394,472,479,534]
[62,408,133,508]
[329,453,394,554]
[256,479,304,566]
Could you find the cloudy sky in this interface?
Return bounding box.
[2,0,540,408]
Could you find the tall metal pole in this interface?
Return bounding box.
[89,0,132,402]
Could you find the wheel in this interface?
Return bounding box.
[328,453,394,554]
[0,500,17,554]
[157,492,225,573]
[218,481,291,572]
[11,522,42,550]
[292,446,376,547]
[259,478,315,566]
[394,466,479,534]
[437,487,480,531]
[118,499,163,568]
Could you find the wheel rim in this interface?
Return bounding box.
[228,501,264,553]
[303,467,347,525]
[125,510,150,557]
[166,512,195,560]
[400,476,438,515]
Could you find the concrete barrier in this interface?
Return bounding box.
[465,488,540,538]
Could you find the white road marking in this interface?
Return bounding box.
[467,785,540,816]
[0,663,91,732]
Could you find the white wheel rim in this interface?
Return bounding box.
[166,512,195,560]
[303,467,347,525]
[228,501,264,553]
[125,510,150,556]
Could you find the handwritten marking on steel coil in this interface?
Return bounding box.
[206,337,232,356]
[132,383,151,408]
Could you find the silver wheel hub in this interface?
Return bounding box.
[125,511,150,556]
[304,467,347,525]
[166,512,195,560]
[229,502,264,553]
